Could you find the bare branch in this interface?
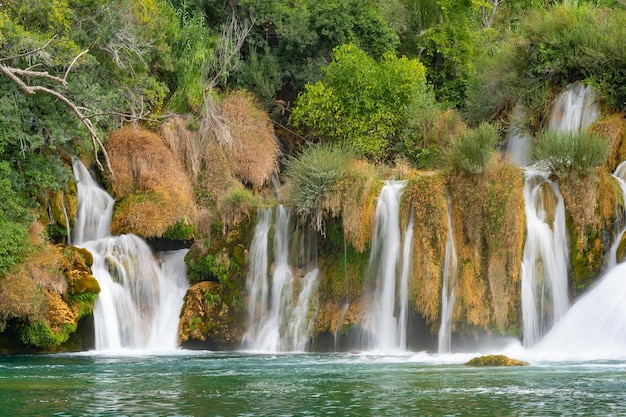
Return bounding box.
[9,67,67,86]
[206,15,253,90]
[63,49,89,82]
[0,62,113,175]
[0,38,56,63]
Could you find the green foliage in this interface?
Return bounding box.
[0,162,31,277]
[398,0,478,107]
[283,143,351,231]
[532,130,610,180]
[291,44,434,159]
[236,0,399,104]
[163,219,195,241]
[187,253,236,285]
[66,292,98,319]
[446,122,501,174]
[169,9,215,111]
[465,4,626,125]
[18,320,74,349]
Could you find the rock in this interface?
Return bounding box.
[465,354,529,367]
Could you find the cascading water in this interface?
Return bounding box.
[438,195,458,354]
[363,181,413,352]
[533,261,626,360]
[521,170,569,347]
[520,82,600,348]
[72,159,189,351]
[607,161,626,269]
[504,103,532,167]
[548,82,600,133]
[243,206,320,352]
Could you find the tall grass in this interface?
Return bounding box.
[446,122,501,175]
[283,143,352,232]
[532,130,610,179]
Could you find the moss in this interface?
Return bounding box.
[466,354,529,367]
[163,219,195,241]
[178,281,245,348]
[18,319,75,349]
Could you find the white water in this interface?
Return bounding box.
[505,103,532,167]
[363,181,413,352]
[72,160,114,243]
[243,206,320,352]
[548,82,600,133]
[532,261,626,360]
[438,195,458,354]
[521,170,569,347]
[72,159,189,352]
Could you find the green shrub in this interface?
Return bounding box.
[446,122,501,175]
[532,130,610,179]
[283,143,352,231]
[18,320,74,349]
[290,44,434,160]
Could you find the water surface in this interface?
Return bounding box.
[1,352,624,416]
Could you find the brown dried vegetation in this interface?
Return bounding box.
[446,157,525,334]
[106,127,196,238]
[402,172,448,326]
[221,90,279,190]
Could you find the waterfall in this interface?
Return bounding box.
[521,170,569,347]
[438,195,458,354]
[504,103,532,167]
[363,181,413,352]
[548,82,600,133]
[607,161,626,269]
[72,160,114,243]
[72,159,189,351]
[243,206,320,352]
[533,261,626,359]
[61,190,72,245]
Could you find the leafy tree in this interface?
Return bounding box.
[235,0,399,108]
[290,44,434,160]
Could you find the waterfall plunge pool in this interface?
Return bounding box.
[2,351,625,416]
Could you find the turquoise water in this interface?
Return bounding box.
[1,352,625,416]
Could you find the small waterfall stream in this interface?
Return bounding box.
[520,82,600,347]
[72,159,189,351]
[243,206,320,352]
[607,161,626,269]
[521,170,569,347]
[438,195,458,354]
[548,82,600,133]
[363,181,413,352]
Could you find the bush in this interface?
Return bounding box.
[290,44,434,160]
[532,130,610,180]
[283,143,352,232]
[446,122,501,175]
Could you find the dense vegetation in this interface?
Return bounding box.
[2,0,626,350]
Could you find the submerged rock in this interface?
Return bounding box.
[465,354,529,367]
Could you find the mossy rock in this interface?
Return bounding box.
[465,354,529,367]
[178,281,244,348]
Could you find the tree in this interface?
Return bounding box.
[290,44,434,160]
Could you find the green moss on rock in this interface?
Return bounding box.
[465,354,529,367]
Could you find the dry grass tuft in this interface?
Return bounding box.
[221,90,279,190]
[106,127,196,238]
[159,115,204,182]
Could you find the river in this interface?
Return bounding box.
[1,351,625,416]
